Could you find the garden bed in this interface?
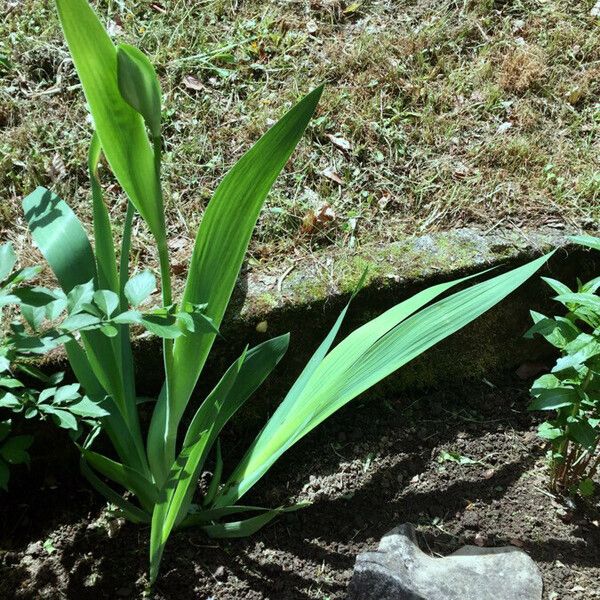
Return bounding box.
[2,374,599,599]
[1,1,599,597]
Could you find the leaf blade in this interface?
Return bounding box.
[55,0,164,240]
[215,252,553,507]
[148,86,323,481]
[170,86,323,416]
[149,334,289,584]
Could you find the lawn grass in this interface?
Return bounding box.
[1,0,599,279]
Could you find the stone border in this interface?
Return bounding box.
[132,227,595,419]
[24,227,598,463]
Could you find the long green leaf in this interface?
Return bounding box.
[148,86,323,480]
[117,201,138,404]
[174,86,322,393]
[89,133,139,407]
[261,271,484,438]
[81,457,150,524]
[23,187,147,474]
[179,504,271,527]
[0,243,17,282]
[149,334,289,584]
[82,448,158,511]
[88,133,118,292]
[200,504,305,538]
[63,341,142,465]
[64,340,104,396]
[55,0,164,242]
[23,187,96,291]
[150,353,244,585]
[569,234,600,251]
[215,252,552,507]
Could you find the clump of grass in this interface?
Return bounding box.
[499,44,546,94]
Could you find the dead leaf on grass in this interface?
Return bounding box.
[496,121,512,135]
[482,468,495,480]
[48,154,66,182]
[168,238,188,251]
[107,18,124,37]
[378,194,392,210]
[321,166,344,185]
[301,202,336,233]
[452,163,469,180]
[316,202,336,223]
[171,262,187,276]
[306,20,318,34]
[183,75,204,91]
[565,86,584,105]
[326,134,352,152]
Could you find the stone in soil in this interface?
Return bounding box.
[348,523,543,600]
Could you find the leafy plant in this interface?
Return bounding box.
[0,376,107,433]
[437,450,479,466]
[0,242,113,484]
[526,234,600,496]
[0,420,32,491]
[1,241,215,438]
[16,0,553,584]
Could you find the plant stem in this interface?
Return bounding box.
[154,128,178,475]
[120,201,150,476]
[157,237,173,364]
[119,201,135,305]
[153,135,169,306]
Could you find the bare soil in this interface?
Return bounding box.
[1,375,599,599]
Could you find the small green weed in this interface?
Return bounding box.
[526,234,600,497]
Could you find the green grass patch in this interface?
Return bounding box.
[1,0,598,279]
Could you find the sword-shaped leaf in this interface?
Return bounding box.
[23,187,96,291]
[214,252,552,507]
[148,86,322,480]
[23,187,147,473]
[55,0,164,242]
[149,334,289,584]
[88,133,118,292]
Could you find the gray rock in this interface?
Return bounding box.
[348,524,542,600]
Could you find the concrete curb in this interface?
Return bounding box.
[133,227,596,418]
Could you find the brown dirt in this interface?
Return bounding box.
[1,376,599,599]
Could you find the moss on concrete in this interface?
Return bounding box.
[238,227,563,322]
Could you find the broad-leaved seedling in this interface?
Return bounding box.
[526,234,600,496]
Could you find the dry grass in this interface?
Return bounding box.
[0,0,599,280]
[499,45,546,94]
